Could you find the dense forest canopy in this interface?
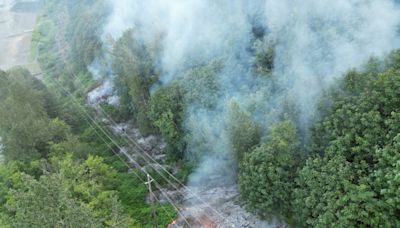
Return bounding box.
[0,0,400,227]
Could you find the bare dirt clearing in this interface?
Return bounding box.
[0,0,39,70]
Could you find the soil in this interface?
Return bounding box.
[0,0,39,70]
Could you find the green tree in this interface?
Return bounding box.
[2,154,136,228]
[293,154,391,227]
[0,70,57,161]
[293,52,400,227]
[6,173,101,228]
[180,61,222,108]
[239,120,299,219]
[372,135,400,226]
[88,191,136,228]
[66,0,108,73]
[33,0,106,92]
[55,154,116,202]
[112,29,160,136]
[253,39,275,76]
[0,70,9,101]
[149,82,186,160]
[227,101,260,161]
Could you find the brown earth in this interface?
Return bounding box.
[0,0,39,70]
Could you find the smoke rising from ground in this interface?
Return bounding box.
[101,0,400,186]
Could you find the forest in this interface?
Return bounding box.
[1,0,400,227]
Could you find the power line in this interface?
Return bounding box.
[41,43,227,224]
[33,11,230,223]
[35,50,193,224]
[26,6,194,226]
[71,71,230,225]
[44,73,193,228]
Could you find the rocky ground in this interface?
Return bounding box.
[163,185,285,228]
[87,85,168,168]
[88,82,285,228]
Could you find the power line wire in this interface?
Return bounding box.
[44,72,194,228]
[33,12,230,223]
[71,70,230,225]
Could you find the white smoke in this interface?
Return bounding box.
[87,60,119,105]
[265,0,400,126]
[102,0,400,186]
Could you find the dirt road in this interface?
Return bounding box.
[0,0,40,70]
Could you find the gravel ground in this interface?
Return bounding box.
[165,185,286,228]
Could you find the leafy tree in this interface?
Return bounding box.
[112,29,160,136]
[55,154,116,202]
[0,70,60,161]
[0,70,9,101]
[0,161,22,215]
[253,38,275,76]
[180,61,222,108]
[49,135,92,159]
[292,52,400,226]
[88,191,136,228]
[6,173,101,228]
[293,154,391,227]
[55,97,89,133]
[33,0,106,92]
[227,101,260,161]
[1,154,136,228]
[66,0,108,73]
[239,120,299,219]
[371,135,400,226]
[149,82,186,160]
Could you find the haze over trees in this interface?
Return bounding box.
[240,53,400,226]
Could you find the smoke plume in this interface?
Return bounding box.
[101,0,400,186]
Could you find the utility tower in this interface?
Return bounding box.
[146,174,158,228]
